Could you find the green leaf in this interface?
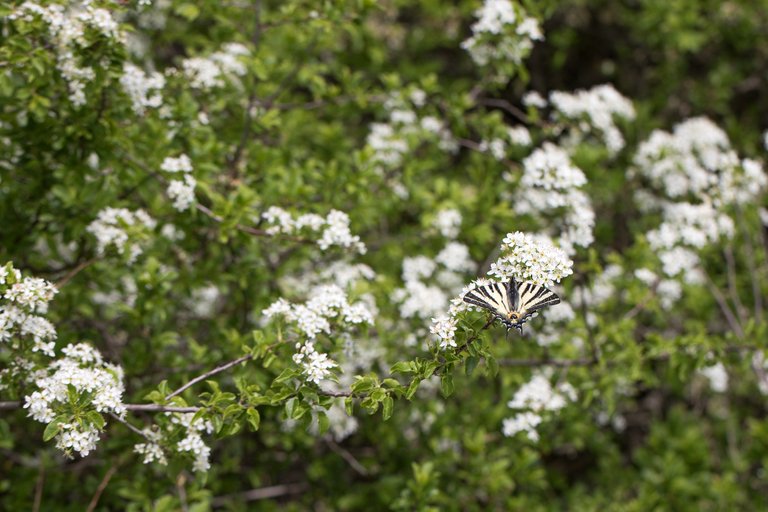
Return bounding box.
[390,361,415,374]
[43,421,61,442]
[382,396,394,421]
[344,397,354,416]
[86,411,105,430]
[465,355,479,376]
[246,408,260,431]
[440,374,454,398]
[405,378,421,400]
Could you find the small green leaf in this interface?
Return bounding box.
[382,396,394,421]
[465,356,479,376]
[43,421,61,442]
[440,374,454,398]
[246,408,260,431]
[344,397,354,415]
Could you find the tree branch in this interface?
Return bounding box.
[86,464,119,512]
[165,353,254,401]
[454,317,496,355]
[498,357,593,367]
[210,483,308,507]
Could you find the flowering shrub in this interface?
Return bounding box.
[2,0,768,510]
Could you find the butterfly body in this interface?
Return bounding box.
[462,279,560,333]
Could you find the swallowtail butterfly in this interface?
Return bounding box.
[462,279,560,333]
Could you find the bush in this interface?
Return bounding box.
[2,0,768,510]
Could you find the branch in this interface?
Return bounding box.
[86,464,119,512]
[165,353,253,401]
[125,404,202,413]
[326,438,369,476]
[54,257,97,288]
[498,357,593,367]
[454,317,496,355]
[210,483,308,507]
[703,269,745,339]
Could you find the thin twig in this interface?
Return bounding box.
[0,400,21,410]
[326,438,369,476]
[126,404,202,413]
[86,464,119,512]
[475,97,534,125]
[724,244,748,324]
[454,317,496,355]
[177,473,189,512]
[703,269,745,339]
[108,413,150,440]
[210,483,308,507]
[737,207,764,323]
[33,459,45,512]
[165,354,253,401]
[623,281,660,320]
[498,357,593,367]
[55,257,97,288]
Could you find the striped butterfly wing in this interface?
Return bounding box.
[516,281,561,323]
[462,281,516,326]
[462,279,560,332]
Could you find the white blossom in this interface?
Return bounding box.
[160,154,193,173]
[120,63,165,115]
[488,231,574,287]
[700,362,728,393]
[86,207,156,263]
[549,84,635,154]
[433,208,462,239]
[502,373,575,441]
[166,175,197,211]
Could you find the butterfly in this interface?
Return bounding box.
[462,279,560,334]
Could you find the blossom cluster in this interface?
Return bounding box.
[159,154,197,211]
[430,232,573,350]
[261,207,366,253]
[510,143,595,255]
[461,0,543,69]
[0,264,59,357]
[502,372,576,441]
[178,42,250,90]
[120,63,165,115]
[87,207,157,263]
[23,343,125,457]
[633,117,767,284]
[549,84,636,154]
[394,240,476,323]
[366,92,457,172]
[488,231,574,287]
[134,412,215,472]
[263,285,375,383]
[10,2,123,106]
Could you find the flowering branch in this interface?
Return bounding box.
[453,317,497,355]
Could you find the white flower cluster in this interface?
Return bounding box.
[0,264,59,356]
[633,117,766,283]
[700,362,728,393]
[461,0,543,67]
[634,117,766,204]
[173,413,214,472]
[511,143,595,255]
[134,412,214,471]
[292,341,338,384]
[120,63,165,115]
[133,428,167,466]
[10,3,123,106]
[488,231,574,287]
[23,343,125,457]
[502,372,576,441]
[264,284,374,338]
[180,42,250,90]
[395,240,476,324]
[549,84,636,154]
[365,92,457,172]
[433,208,463,239]
[261,207,366,254]
[187,284,221,318]
[159,154,197,211]
[87,207,157,263]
